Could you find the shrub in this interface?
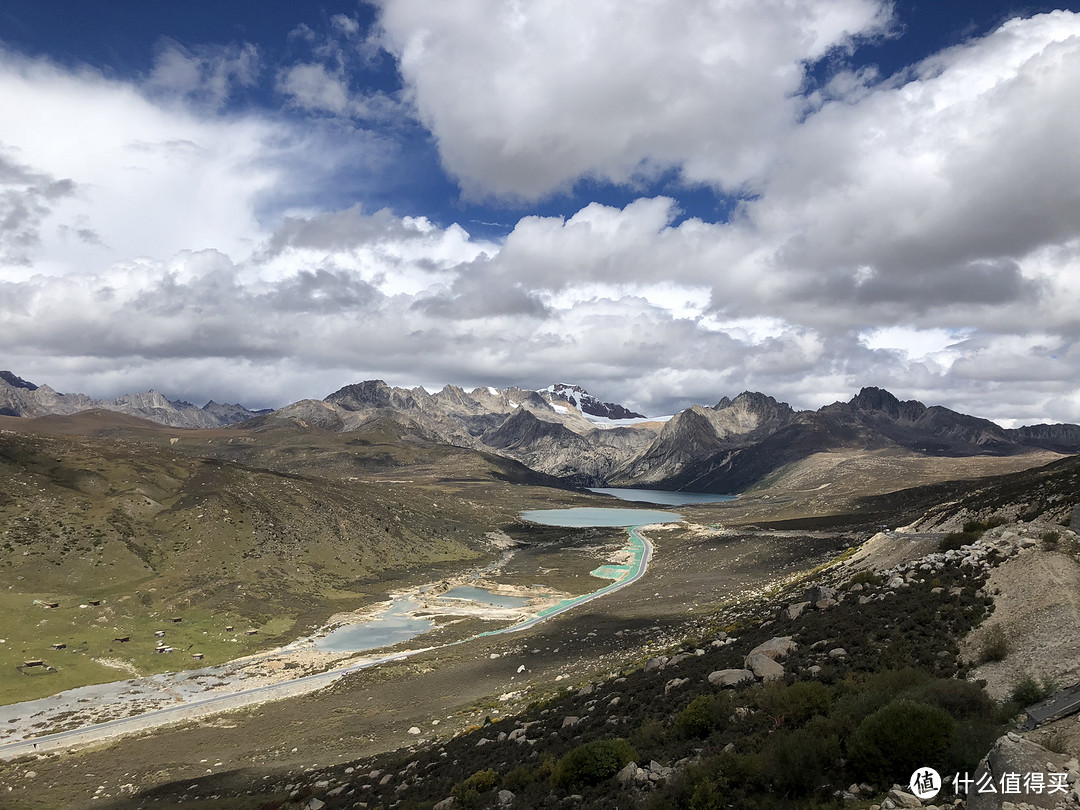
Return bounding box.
[849,700,955,785]
[939,531,979,552]
[1010,674,1057,707]
[1042,530,1060,549]
[979,625,1008,663]
[551,738,638,790]
[451,769,498,808]
[754,680,831,729]
[676,694,730,739]
[761,722,841,796]
[850,570,883,587]
[903,678,996,722]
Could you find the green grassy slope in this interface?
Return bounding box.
[0,415,579,704]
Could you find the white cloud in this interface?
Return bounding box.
[147,40,260,110]
[376,0,892,199]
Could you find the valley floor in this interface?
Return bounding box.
[0,520,852,808]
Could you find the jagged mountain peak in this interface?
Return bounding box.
[845,387,928,422]
[540,382,645,420]
[324,379,405,411]
[0,370,38,391]
[714,391,794,417]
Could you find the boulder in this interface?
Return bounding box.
[497,789,515,805]
[786,601,810,620]
[562,716,581,728]
[803,586,837,603]
[886,787,922,808]
[708,669,755,687]
[968,734,1070,810]
[747,653,785,681]
[743,637,796,668]
[664,677,689,694]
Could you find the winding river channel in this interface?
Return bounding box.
[0,502,683,759]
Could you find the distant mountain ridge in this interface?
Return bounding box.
[0,372,271,428]
[4,371,1079,492]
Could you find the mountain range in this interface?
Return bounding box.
[3,371,1079,493]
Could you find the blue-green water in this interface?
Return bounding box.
[316,508,678,652]
[588,487,736,506]
[314,597,435,653]
[439,585,530,608]
[520,506,682,527]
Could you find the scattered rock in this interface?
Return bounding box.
[497,789,515,805]
[747,653,785,681]
[665,677,689,694]
[708,669,755,687]
[786,601,810,620]
[407,726,421,735]
[886,787,922,808]
[743,637,797,668]
[562,716,581,728]
[644,657,667,673]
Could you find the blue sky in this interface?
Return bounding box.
[1,1,1080,423]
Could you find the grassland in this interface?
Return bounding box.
[0,413,596,704]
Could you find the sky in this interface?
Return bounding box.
[1,1,1079,424]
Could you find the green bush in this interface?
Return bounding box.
[676,694,730,739]
[963,518,1005,534]
[850,570,883,587]
[903,678,996,722]
[939,531,979,551]
[551,738,638,790]
[1010,674,1057,707]
[761,721,841,796]
[754,680,831,729]
[979,625,1008,663]
[1042,530,1060,549]
[849,700,955,784]
[451,768,498,808]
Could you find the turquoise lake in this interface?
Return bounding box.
[519,506,682,527]
[438,585,530,608]
[587,487,736,506]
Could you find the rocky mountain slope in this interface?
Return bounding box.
[610,387,1080,493]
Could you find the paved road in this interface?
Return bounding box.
[0,529,654,760]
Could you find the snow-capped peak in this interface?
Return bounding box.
[537,383,646,420]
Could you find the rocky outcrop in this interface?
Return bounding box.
[967,733,1080,810]
[708,669,755,687]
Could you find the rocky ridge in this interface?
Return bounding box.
[0,372,269,428]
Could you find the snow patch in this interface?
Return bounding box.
[584,413,673,428]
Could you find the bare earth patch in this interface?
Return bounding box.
[963,544,1080,700]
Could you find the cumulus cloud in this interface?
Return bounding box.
[376,0,893,199]
[4,10,1080,427]
[277,14,406,121]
